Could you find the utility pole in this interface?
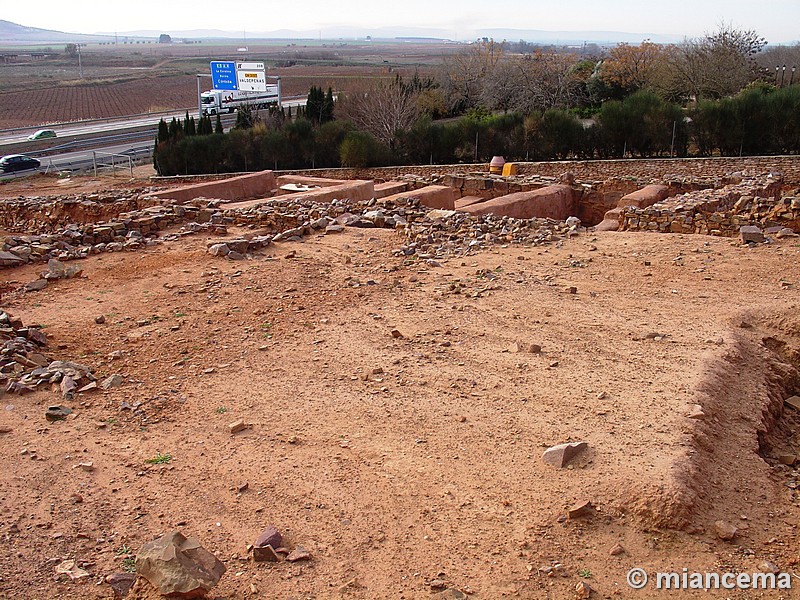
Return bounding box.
[77,44,83,78]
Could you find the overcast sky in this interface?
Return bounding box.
[4,0,799,43]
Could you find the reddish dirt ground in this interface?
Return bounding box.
[0,173,799,599]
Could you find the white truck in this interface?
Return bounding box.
[201,85,280,116]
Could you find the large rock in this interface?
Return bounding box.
[135,531,226,598]
[542,441,588,468]
[740,225,765,244]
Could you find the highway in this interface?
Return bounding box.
[0,97,308,180]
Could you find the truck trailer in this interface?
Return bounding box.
[200,85,280,116]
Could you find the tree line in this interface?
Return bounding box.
[153,26,800,175]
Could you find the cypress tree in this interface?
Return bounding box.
[157,118,169,143]
[215,114,224,134]
[323,87,335,123]
[183,111,191,135]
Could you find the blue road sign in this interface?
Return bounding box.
[210,61,238,91]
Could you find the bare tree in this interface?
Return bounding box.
[481,51,584,114]
[658,23,767,101]
[336,79,421,146]
[439,40,504,113]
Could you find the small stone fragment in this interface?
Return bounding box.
[714,520,737,541]
[575,580,593,599]
[609,543,625,556]
[95,315,106,324]
[784,396,800,411]
[760,560,780,574]
[254,525,282,549]
[390,329,404,339]
[286,546,311,562]
[78,381,98,393]
[686,405,705,419]
[567,500,595,519]
[778,454,797,465]
[229,420,248,434]
[101,374,123,390]
[45,405,72,422]
[24,279,48,292]
[253,544,280,562]
[106,572,137,598]
[55,559,91,581]
[434,590,469,600]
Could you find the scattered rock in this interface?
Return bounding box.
[60,375,78,400]
[106,572,137,598]
[95,315,106,324]
[54,559,91,581]
[542,441,588,468]
[135,531,226,598]
[390,329,404,339]
[760,560,781,574]
[252,544,280,562]
[609,543,625,556]
[255,525,282,549]
[740,225,765,244]
[508,341,542,354]
[101,374,123,390]
[24,279,48,292]
[45,405,72,422]
[434,589,469,600]
[286,547,311,562]
[228,420,248,434]
[784,396,800,411]
[778,454,797,466]
[575,580,593,599]
[714,520,737,541]
[686,405,705,419]
[567,500,595,519]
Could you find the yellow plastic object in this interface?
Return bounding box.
[502,162,518,176]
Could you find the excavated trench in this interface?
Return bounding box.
[624,310,800,530]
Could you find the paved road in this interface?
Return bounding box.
[0,97,308,146]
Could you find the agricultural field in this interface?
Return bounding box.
[0,40,447,129]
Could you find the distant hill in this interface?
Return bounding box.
[109,25,685,45]
[0,20,116,44]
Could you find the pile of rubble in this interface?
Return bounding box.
[0,310,95,398]
[0,200,231,270]
[206,195,579,260]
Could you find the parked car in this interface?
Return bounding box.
[27,129,57,141]
[0,154,41,173]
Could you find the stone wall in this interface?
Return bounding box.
[618,176,799,236]
[150,170,276,203]
[276,155,800,186]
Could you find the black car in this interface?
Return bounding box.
[0,154,41,173]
